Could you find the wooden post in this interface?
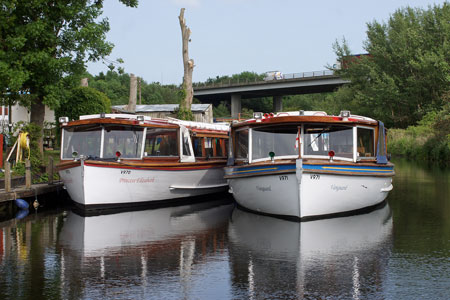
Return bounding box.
[47,156,54,185]
[0,134,3,168]
[138,77,142,105]
[4,161,11,192]
[25,159,31,189]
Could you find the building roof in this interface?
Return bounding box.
[111,104,211,113]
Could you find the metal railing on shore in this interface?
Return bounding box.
[193,70,335,89]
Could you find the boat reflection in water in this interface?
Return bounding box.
[58,199,233,299]
[228,203,393,299]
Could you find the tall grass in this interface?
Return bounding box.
[387,107,450,167]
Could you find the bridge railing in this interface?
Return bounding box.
[193,70,335,89]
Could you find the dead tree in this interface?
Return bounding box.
[128,73,137,113]
[178,8,194,115]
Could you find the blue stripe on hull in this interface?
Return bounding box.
[226,163,394,176]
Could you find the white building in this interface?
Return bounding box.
[0,104,55,131]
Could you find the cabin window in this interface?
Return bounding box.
[144,128,178,156]
[182,134,192,156]
[252,127,298,161]
[235,129,249,159]
[214,138,227,157]
[204,137,213,157]
[357,127,375,158]
[103,125,144,159]
[193,137,204,157]
[192,137,227,158]
[62,125,102,159]
[303,125,353,159]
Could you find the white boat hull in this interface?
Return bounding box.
[228,171,392,220]
[59,200,233,257]
[59,162,227,208]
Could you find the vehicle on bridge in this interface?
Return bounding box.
[264,71,284,81]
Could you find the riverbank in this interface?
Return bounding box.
[388,128,449,167]
[387,106,450,167]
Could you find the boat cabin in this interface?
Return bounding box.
[230,111,388,165]
[59,114,229,163]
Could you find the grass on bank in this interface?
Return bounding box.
[387,106,450,167]
[1,149,61,182]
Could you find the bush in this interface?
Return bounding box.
[9,122,44,175]
[55,86,111,122]
[388,105,450,166]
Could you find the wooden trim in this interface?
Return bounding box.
[213,138,217,157]
[201,137,206,157]
[57,158,227,170]
[57,160,81,171]
[192,132,229,138]
[63,118,179,129]
[232,116,378,129]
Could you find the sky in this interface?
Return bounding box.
[87,0,446,85]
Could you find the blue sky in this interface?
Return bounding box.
[87,0,446,85]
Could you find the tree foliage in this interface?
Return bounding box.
[0,0,138,151]
[55,86,111,122]
[88,70,182,105]
[333,3,449,128]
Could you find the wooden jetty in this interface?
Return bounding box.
[0,182,64,203]
[0,159,64,203]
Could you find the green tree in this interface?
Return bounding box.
[89,71,130,105]
[88,71,182,105]
[213,101,231,118]
[55,86,110,122]
[333,3,449,128]
[0,0,138,153]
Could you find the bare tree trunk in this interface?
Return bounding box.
[179,8,194,111]
[30,98,45,155]
[128,73,137,113]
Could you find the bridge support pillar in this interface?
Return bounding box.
[273,95,283,112]
[231,94,241,119]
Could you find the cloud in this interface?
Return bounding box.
[173,0,201,7]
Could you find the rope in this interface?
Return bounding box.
[16,132,30,162]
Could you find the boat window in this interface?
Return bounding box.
[252,127,298,160]
[357,127,375,158]
[62,125,102,159]
[144,128,178,157]
[214,138,227,157]
[235,129,248,159]
[103,125,144,159]
[193,137,204,157]
[304,125,353,159]
[203,137,213,158]
[194,137,227,158]
[182,134,192,156]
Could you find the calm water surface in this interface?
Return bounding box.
[0,158,449,300]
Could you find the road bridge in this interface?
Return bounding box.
[193,70,349,118]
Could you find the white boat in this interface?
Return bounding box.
[225,110,395,221]
[58,199,233,257]
[57,114,230,210]
[227,204,393,297]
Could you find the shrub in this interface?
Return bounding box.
[55,86,111,122]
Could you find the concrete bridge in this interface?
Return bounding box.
[193,70,349,118]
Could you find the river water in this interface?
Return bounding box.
[0,158,448,300]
